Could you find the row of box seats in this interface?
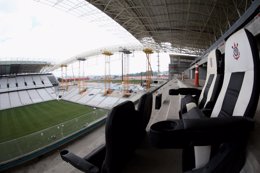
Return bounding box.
[150,28,260,172]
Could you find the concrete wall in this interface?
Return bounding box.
[199,66,207,80]
[187,65,206,80]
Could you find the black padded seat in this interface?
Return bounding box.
[101,101,142,173]
[150,29,260,173]
[60,92,153,173]
[137,92,153,130]
[61,101,141,173]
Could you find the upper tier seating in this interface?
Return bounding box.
[24,76,36,89]
[16,76,27,90]
[40,75,53,87]
[8,77,18,92]
[32,76,45,87]
[0,74,56,110]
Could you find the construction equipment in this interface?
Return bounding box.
[120,49,132,97]
[143,48,153,90]
[60,64,68,91]
[102,51,113,95]
[77,58,87,94]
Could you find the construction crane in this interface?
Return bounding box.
[120,49,132,97]
[71,63,76,85]
[60,64,68,91]
[157,51,160,79]
[77,57,87,94]
[143,48,153,90]
[102,50,113,95]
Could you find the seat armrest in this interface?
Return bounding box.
[60,150,99,173]
[83,144,106,169]
[169,88,201,96]
[149,117,254,149]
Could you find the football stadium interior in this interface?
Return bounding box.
[0,0,260,173]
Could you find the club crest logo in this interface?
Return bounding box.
[232,43,240,60]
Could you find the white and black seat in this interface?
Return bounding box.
[60,92,153,173]
[149,28,260,173]
[170,49,224,118]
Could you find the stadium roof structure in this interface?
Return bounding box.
[36,0,258,70]
[49,43,143,71]
[37,0,254,55]
[86,0,252,55]
[0,61,52,76]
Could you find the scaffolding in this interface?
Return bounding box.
[60,64,68,91]
[143,48,153,90]
[120,49,132,97]
[102,51,113,95]
[157,51,160,79]
[71,63,76,85]
[77,58,87,94]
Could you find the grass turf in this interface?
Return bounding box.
[0,100,106,143]
[0,100,107,162]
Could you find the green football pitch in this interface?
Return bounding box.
[0,100,107,162]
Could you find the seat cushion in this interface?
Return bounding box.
[180,95,197,115]
[182,107,207,119]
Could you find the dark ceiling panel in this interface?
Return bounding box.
[86,0,251,55]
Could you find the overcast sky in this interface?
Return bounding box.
[0,0,170,76]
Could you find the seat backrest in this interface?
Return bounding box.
[101,101,142,173]
[193,29,260,171]
[198,49,224,109]
[137,92,153,130]
[212,29,260,118]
